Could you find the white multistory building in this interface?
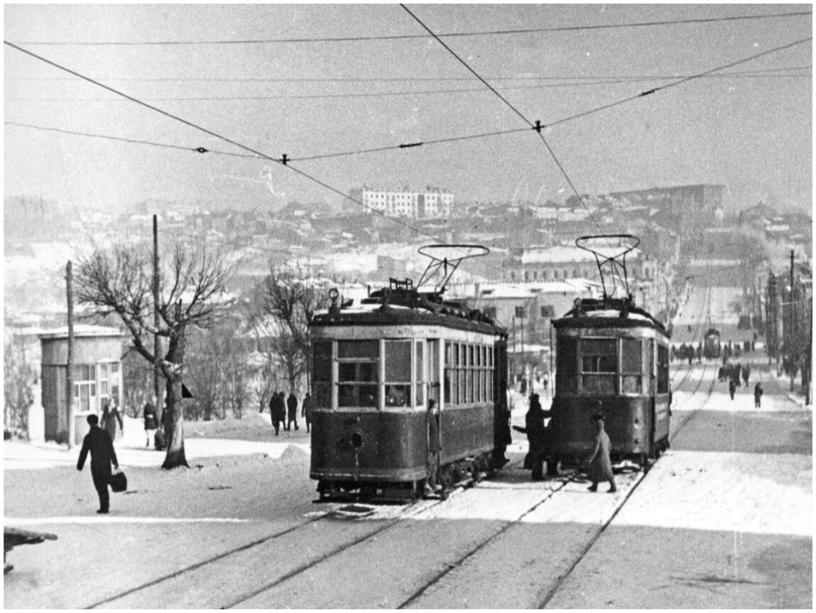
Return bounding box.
[361,186,453,219]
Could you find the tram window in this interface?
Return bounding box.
[416,341,424,405]
[581,338,616,395]
[657,344,669,394]
[384,340,412,408]
[337,340,379,408]
[338,340,378,359]
[621,338,642,394]
[384,341,411,381]
[557,336,578,394]
[385,385,411,407]
[339,384,378,408]
[313,341,332,382]
[583,375,615,395]
[621,339,641,373]
[339,362,377,382]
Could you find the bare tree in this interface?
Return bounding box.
[76,243,232,469]
[4,335,35,437]
[252,271,330,394]
[185,317,251,421]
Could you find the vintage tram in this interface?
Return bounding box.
[308,246,510,501]
[548,235,671,470]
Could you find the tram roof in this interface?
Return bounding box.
[311,298,506,336]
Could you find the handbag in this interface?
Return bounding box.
[109,470,127,493]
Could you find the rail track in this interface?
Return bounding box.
[84,359,717,610]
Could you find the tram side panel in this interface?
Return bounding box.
[310,409,427,483]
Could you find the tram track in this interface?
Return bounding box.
[533,284,719,608]
[86,495,451,609]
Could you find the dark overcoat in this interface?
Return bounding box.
[77,425,119,478]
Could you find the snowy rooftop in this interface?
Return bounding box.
[520,245,641,265]
[37,325,124,339]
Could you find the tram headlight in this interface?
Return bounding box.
[351,432,363,449]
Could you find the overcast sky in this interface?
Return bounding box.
[3,4,812,212]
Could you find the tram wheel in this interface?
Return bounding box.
[439,466,453,499]
[470,460,482,483]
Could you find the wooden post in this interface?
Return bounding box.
[153,215,162,424]
[66,261,75,449]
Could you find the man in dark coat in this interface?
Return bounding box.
[269,391,284,435]
[754,382,763,408]
[586,413,616,493]
[76,414,119,513]
[525,393,550,481]
[729,378,737,400]
[143,402,158,448]
[286,392,299,431]
[301,393,313,433]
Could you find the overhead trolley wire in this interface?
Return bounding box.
[7,37,811,168]
[401,3,600,231]
[3,121,259,158]
[15,9,811,45]
[544,35,812,129]
[7,65,810,83]
[2,41,510,277]
[7,65,812,102]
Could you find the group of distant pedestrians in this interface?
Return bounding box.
[720,361,763,406]
[267,391,313,435]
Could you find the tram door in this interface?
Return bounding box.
[427,340,441,478]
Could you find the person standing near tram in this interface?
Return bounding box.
[585,413,616,493]
[525,393,549,481]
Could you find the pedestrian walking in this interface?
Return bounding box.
[743,364,751,388]
[76,414,119,514]
[269,391,284,435]
[142,401,158,448]
[100,401,123,442]
[729,378,737,400]
[754,382,763,408]
[585,413,616,493]
[287,391,299,431]
[301,393,313,433]
[524,393,550,481]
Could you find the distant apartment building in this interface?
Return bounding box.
[361,186,453,219]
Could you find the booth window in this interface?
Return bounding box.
[581,338,616,395]
[384,340,411,407]
[621,338,642,394]
[337,340,379,408]
[72,364,97,413]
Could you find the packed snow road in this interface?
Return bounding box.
[4,359,810,608]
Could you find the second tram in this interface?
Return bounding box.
[548,235,672,470]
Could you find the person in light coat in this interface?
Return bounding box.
[585,413,616,493]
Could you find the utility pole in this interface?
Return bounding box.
[153,215,162,425]
[789,249,795,392]
[66,261,75,449]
